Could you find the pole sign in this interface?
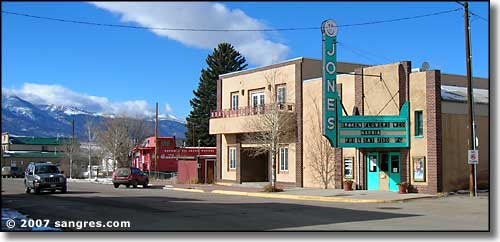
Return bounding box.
[322,19,339,147]
[468,150,479,164]
[321,19,410,148]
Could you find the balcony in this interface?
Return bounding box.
[210,103,295,119]
[209,103,295,134]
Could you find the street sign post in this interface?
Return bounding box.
[468,149,478,197]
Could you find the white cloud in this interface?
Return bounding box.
[3,83,165,119]
[165,103,173,113]
[90,2,289,66]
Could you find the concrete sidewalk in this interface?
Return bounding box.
[161,182,437,203]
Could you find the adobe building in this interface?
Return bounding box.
[209,56,488,194]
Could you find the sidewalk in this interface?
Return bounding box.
[160,182,437,203]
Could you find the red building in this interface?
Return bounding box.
[131,136,216,176]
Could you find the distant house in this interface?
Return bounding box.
[1,132,76,173]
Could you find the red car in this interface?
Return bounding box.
[112,167,149,188]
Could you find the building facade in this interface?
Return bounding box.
[130,136,216,181]
[1,132,72,173]
[209,58,488,194]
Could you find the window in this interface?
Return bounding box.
[391,155,400,173]
[369,155,377,172]
[231,92,239,110]
[279,147,289,171]
[415,110,423,137]
[277,86,286,104]
[344,157,353,178]
[251,92,265,107]
[229,147,237,169]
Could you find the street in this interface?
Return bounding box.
[1,178,489,231]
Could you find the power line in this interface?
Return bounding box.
[455,1,488,22]
[2,8,461,32]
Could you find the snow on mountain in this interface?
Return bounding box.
[1,94,187,140]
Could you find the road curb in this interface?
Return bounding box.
[169,188,205,193]
[210,190,436,203]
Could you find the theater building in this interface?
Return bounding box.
[208,56,488,194]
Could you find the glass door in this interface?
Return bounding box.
[388,152,401,192]
[366,152,379,190]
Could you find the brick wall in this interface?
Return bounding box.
[413,70,442,194]
[295,62,304,187]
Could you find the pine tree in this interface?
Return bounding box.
[185,43,247,146]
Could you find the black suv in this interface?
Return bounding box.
[24,162,67,194]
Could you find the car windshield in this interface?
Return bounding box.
[116,168,130,177]
[35,165,59,174]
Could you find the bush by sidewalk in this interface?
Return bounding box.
[263,184,283,192]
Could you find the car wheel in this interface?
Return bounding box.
[25,187,31,194]
[143,180,149,188]
[126,185,130,188]
[50,189,56,193]
[61,186,67,193]
[132,180,138,188]
[113,183,120,188]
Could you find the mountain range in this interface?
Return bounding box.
[1,94,187,141]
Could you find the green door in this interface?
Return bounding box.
[388,152,401,192]
[366,152,379,190]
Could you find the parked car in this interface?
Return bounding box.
[2,166,24,178]
[112,167,149,188]
[24,162,67,194]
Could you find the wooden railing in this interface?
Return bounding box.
[210,103,295,119]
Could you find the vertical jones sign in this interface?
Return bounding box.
[322,19,339,147]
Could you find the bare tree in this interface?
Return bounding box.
[306,93,336,189]
[245,70,296,189]
[95,115,152,173]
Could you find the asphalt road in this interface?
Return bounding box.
[1,178,489,231]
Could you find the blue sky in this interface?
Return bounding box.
[2,2,489,119]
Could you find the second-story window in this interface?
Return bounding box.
[251,92,265,107]
[231,92,239,110]
[277,85,286,104]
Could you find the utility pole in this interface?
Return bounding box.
[463,2,476,197]
[70,119,75,179]
[154,102,159,180]
[88,125,91,180]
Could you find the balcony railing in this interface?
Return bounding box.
[210,103,295,119]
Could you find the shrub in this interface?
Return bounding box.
[263,184,283,192]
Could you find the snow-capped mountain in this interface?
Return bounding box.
[1,93,187,140]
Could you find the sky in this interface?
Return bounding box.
[1,1,490,119]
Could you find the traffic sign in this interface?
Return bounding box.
[468,150,479,164]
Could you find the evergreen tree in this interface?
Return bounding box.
[185,43,247,146]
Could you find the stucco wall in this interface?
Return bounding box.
[221,134,236,181]
[302,79,336,188]
[441,114,489,192]
[362,63,402,116]
[409,71,428,185]
[220,64,296,110]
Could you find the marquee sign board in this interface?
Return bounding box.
[321,19,410,148]
[337,102,410,148]
[322,19,339,147]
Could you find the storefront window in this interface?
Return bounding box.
[344,157,353,178]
